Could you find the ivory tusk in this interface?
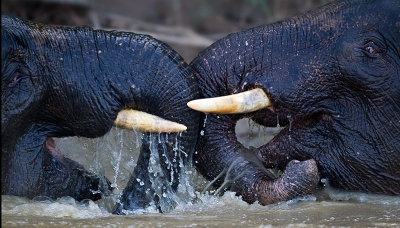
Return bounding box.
[114,109,187,132]
[187,88,271,114]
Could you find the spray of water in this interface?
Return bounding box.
[201,157,246,196]
[52,126,205,214]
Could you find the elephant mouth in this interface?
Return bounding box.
[46,137,67,159]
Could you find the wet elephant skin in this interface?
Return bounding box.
[1,14,200,213]
[190,0,399,205]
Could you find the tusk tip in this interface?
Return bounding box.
[187,99,214,113]
[175,124,187,132]
[187,100,198,110]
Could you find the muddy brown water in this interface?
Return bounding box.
[2,191,399,227]
[2,119,399,227]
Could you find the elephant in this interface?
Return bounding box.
[188,0,399,205]
[1,14,200,214]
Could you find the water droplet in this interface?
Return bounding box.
[203,114,208,127]
[134,130,140,148]
[276,115,280,127]
[287,114,293,131]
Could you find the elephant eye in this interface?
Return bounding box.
[8,71,30,88]
[365,45,376,54]
[361,41,380,58]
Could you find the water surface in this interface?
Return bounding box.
[2,189,400,227]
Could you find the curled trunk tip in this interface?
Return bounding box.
[259,159,319,205]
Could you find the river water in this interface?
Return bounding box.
[2,120,399,227]
[2,190,399,227]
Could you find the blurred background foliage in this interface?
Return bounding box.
[2,0,332,61]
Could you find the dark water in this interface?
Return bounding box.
[2,121,399,227]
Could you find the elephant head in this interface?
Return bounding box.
[1,14,200,213]
[188,0,399,205]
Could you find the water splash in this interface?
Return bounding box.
[1,195,109,218]
[201,157,246,196]
[59,127,199,214]
[134,132,197,213]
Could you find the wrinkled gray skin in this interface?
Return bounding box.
[190,0,399,205]
[1,14,199,214]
